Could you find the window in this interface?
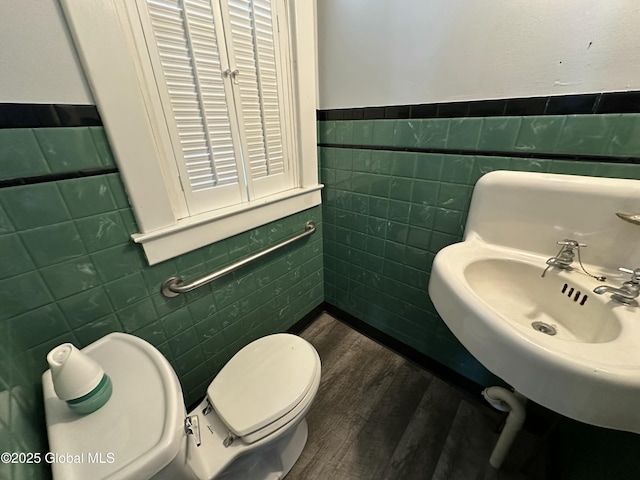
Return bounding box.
[61,0,320,264]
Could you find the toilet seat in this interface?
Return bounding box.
[207,333,321,443]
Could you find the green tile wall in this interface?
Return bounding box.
[319,113,640,387]
[0,127,323,480]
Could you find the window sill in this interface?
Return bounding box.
[132,185,323,265]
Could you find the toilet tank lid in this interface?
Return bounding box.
[42,333,185,480]
[208,333,320,437]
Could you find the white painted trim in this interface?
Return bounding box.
[60,0,183,231]
[61,0,321,264]
[289,0,319,188]
[134,187,322,265]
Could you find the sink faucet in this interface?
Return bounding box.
[545,239,583,270]
[542,239,606,281]
[593,267,640,305]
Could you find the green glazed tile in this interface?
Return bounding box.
[478,117,521,152]
[437,183,471,211]
[606,114,640,157]
[58,286,114,328]
[0,183,70,230]
[369,175,391,197]
[509,157,550,173]
[394,120,421,147]
[389,178,413,202]
[386,222,409,243]
[548,160,599,176]
[133,321,167,348]
[556,115,617,155]
[470,155,511,184]
[116,298,157,332]
[334,169,352,191]
[349,194,368,214]
[20,221,86,267]
[406,226,432,251]
[151,292,186,317]
[388,200,411,223]
[414,153,443,181]
[515,116,565,153]
[75,211,130,252]
[411,180,439,206]
[429,231,460,253]
[440,154,475,184]
[0,203,13,234]
[416,119,449,148]
[104,272,149,310]
[0,129,49,180]
[11,304,69,348]
[353,120,374,144]
[370,150,394,175]
[74,314,122,347]
[34,128,101,173]
[371,120,396,146]
[408,204,436,229]
[334,121,353,144]
[58,176,117,218]
[0,271,53,320]
[119,208,139,234]
[173,344,205,378]
[0,235,34,279]
[390,152,416,178]
[161,306,194,338]
[433,208,464,235]
[188,295,218,324]
[369,197,389,218]
[446,118,483,150]
[91,242,146,283]
[89,127,116,167]
[142,259,178,292]
[404,246,434,270]
[317,121,336,144]
[595,162,640,180]
[320,147,337,168]
[335,148,353,171]
[384,241,405,264]
[352,149,372,172]
[106,174,131,209]
[168,328,200,358]
[40,256,100,300]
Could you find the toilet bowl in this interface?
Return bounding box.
[42,332,321,480]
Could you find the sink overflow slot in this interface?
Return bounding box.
[561,283,588,305]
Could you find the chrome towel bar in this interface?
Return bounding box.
[161,221,316,297]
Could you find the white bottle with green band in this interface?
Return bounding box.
[46,343,112,414]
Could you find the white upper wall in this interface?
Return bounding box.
[317,0,640,109]
[0,0,92,104]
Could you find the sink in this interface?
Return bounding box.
[429,171,640,433]
[465,257,621,344]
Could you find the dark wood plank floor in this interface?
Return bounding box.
[289,313,546,480]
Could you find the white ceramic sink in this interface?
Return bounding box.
[429,171,640,433]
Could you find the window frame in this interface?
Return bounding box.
[60,0,321,265]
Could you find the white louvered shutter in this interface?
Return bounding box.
[137,0,246,215]
[221,0,293,199]
[135,0,293,216]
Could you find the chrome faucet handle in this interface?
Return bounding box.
[618,267,640,284]
[557,239,586,248]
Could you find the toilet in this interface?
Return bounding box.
[42,332,321,480]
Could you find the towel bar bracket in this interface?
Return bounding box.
[161,221,316,297]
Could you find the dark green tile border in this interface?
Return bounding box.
[318,90,640,121]
[0,104,101,129]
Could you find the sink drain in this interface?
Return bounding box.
[531,321,557,336]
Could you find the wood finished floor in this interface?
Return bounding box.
[288,313,546,480]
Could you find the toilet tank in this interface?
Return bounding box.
[42,333,194,480]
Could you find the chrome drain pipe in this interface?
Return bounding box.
[482,386,527,469]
